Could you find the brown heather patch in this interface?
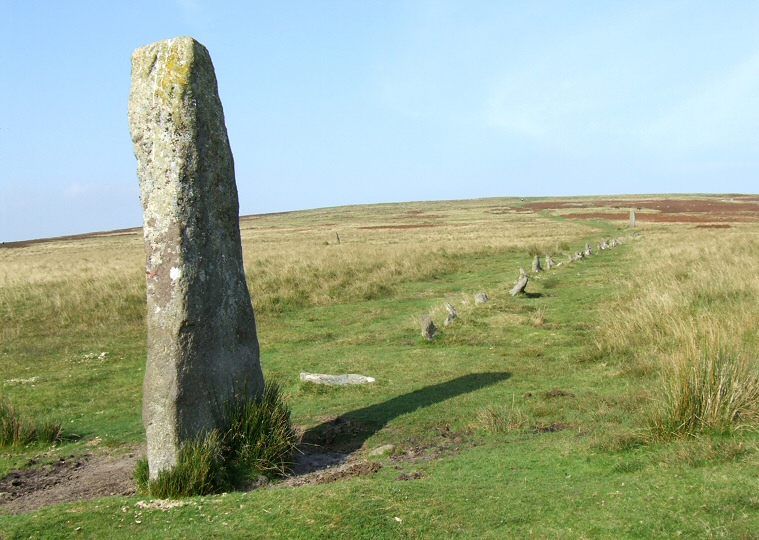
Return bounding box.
[524,197,759,214]
[524,196,759,224]
[398,211,448,219]
[486,207,535,214]
[562,212,754,223]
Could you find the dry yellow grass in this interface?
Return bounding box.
[595,222,759,435]
[1,198,591,334]
[596,223,759,358]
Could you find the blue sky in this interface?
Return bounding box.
[2,1,758,242]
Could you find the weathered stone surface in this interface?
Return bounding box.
[545,254,555,270]
[128,37,264,478]
[421,315,436,340]
[532,255,542,273]
[300,373,375,386]
[568,253,575,263]
[630,209,636,228]
[474,292,489,304]
[368,444,395,456]
[509,268,529,296]
[584,243,592,256]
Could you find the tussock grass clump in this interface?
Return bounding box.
[135,432,227,499]
[219,382,299,479]
[474,401,529,432]
[136,382,298,498]
[0,398,62,446]
[652,343,759,439]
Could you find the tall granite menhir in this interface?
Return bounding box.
[128,37,264,478]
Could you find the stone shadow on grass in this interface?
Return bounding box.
[301,371,511,455]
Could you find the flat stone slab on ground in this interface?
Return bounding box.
[300,373,376,386]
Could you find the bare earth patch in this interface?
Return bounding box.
[0,445,380,513]
[0,452,138,514]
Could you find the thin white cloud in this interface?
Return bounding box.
[641,48,759,154]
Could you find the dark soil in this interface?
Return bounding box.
[0,451,138,514]
[531,422,571,434]
[396,471,425,481]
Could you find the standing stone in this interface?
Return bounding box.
[474,292,489,304]
[128,37,265,479]
[509,268,529,296]
[421,315,436,340]
[630,209,636,228]
[545,254,555,269]
[532,255,542,273]
[444,302,458,326]
[584,243,592,256]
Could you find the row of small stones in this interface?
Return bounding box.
[420,237,624,340]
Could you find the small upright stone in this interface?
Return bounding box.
[545,254,555,269]
[584,243,592,256]
[444,303,458,326]
[630,209,636,228]
[128,37,264,479]
[509,268,529,296]
[532,255,542,273]
[474,292,489,305]
[421,315,436,340]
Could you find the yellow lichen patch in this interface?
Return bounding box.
[153,40,193,107]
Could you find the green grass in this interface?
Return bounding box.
[1,196,757,539]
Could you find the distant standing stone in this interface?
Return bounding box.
[444,302,458,326]
[474,292,489,304]
[584,243,592,256]
[509,268,529,296]
[532,255,542,273]
[630,209,636,228]
[128,37,265,479]
[421,314,436,340]
[545,254,555,270]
